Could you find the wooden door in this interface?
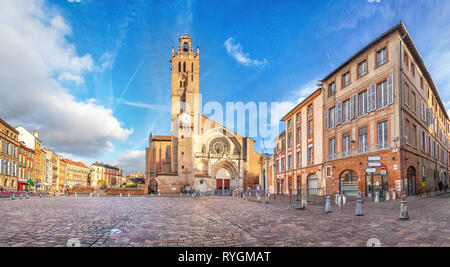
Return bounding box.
[216,179,223,190]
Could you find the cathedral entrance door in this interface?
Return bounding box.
[216,180,223,190]
[224,180,230,190]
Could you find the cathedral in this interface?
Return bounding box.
[145,34,263,195]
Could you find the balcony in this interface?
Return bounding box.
[376,142,391,151]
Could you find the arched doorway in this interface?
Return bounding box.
[215,168,231,190]
[148,179,158,194]
[340,170,358,197]
[307,174,318,195]
[407,166,416,196]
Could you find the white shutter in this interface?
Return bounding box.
[325,109,329,130]
[336,102,342,125]
[419,129,423,151]
[352,94,358,119]
[369,84,376,112]
[387,75,394,105]
[349,97,354,120]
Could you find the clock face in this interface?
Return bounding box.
[181,113,191,124]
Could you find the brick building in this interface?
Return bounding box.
[145,33,262,194]
[18,143,34,190]
[0,118,19,191]
[90,162,123,188]
[274,89,325,196]
[64,159,89,188]
[321,22,449,198]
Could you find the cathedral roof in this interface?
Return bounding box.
[152,135,171,141]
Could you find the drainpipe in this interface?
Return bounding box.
[399,37,406,197]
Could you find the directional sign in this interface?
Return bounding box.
[368,162,382,167]
[365,168,377,173]
[368,156,382,161]
[381,170,387,175]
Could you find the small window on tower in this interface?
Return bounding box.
[183,43,189,52]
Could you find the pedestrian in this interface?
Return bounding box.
[421,179,426,198]
[438,180,443,192]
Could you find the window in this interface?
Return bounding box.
[288,131,292,149]
[412,125,418,148]
[329,82,335,96]
[307,118,313,138]
[342,133,350,156]
[288,155,292,170]
[329,107,335,129]
[411,91,416,112]
[296,151,300,168]
[296,126,301,145]
[275,159,279,173]
[405,119,410,144]
[359,90,368,116]
[403,51,409,67]
[420,77,424,89]
[343,99,350,123]
[411,62,415,76]
[376,46,387,67]
[178,62,181,72]
[183,62,186,72]
[377,120,389,149]
[358,126,368,153]
[329,138,336,159]
[288,119,292,129]
[307,104,313,115]
[281,158,285,172]
[296,112,300,122]
[342,71,350,87]
[308,146,313,166]
[404,85,410,106]
[358,59,367,77]
[377,80,388,109]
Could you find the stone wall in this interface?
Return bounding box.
[68,187,94,194]
[105,188,145,195]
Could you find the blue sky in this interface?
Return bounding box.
[1,0,450,173]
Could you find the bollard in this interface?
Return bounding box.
[264,196,269,204]
[120,193,122,198]
[26,192,29,199]
[385,191,390,201]
[89,193,92,198]
[128,193,131,198]
[325,196,332,214]
[257,194,261,201]
[12,192,16,200]
[375,191,380,203]
[355,193,364,216]
[158,193,161,197]
[399,195,409,220]
[75,193,77,197]
[151,193,153,197]
[20,192,23,199]
[392,190,396,200]
[300,194,307,210]
[40,193,42,198]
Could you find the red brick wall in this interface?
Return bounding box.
[105,188,145,195]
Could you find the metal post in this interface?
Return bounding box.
[399,195,409,220]
[325,196,332,214]
[12,192,15,200]
[356,193,364,216]
[20,192,23,199]
[340,193,343,215]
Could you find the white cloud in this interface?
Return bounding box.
[0,0,132,157]
[115,150,146,175]
[67,0,81,3]
[224,38,267,67]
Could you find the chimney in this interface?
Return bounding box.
[33,131,39,138]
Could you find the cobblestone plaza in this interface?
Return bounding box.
[0,194,448,247]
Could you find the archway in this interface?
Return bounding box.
[407,166,416,195]
[148,179,158,194]
[340,170,358,197]
[307,174,318,195]
[211,160,238,191]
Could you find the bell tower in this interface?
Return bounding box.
[170,33,200,187]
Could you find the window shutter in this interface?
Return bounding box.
[387,75,394,105]
[336,102,342,125]
[369,84,376,112]
[349,97,354,120]
[352,94,358,119]
[419,129,423,151]
[325,109,329,130]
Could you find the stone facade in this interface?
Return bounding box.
[145,34,262,194]
[274,89,325,196]
[0,118,20,191]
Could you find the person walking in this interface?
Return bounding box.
[421,179,426,198]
